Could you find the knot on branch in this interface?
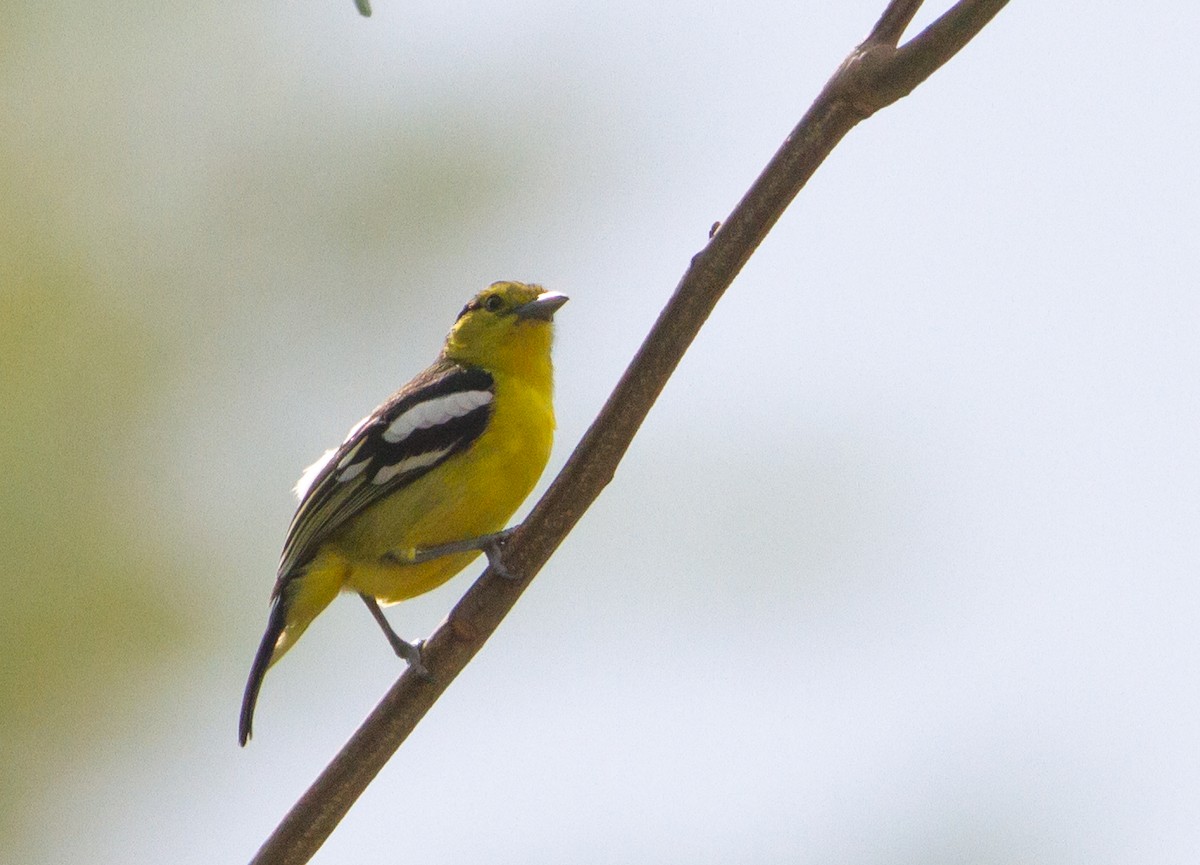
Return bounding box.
[834,43,903,120]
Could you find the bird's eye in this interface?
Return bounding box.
[483,294,505,313]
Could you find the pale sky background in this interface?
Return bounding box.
[3,1,1199,863]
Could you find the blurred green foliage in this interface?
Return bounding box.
[0,210,190,843]
[0,2,575,859]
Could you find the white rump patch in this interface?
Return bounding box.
[293,411,373,499]
[294,448,337,499]
[371,444,456,485]
[382,390,492,444]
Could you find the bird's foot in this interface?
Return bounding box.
[359,593,431,679]
[382,527,520,580]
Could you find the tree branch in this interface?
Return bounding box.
[249,1,1009,862]
[868,0,924,46]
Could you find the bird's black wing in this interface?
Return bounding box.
[274,361,495,586]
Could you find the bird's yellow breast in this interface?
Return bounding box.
[325,371,554,603]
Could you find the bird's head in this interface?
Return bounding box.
[443,281,568,379]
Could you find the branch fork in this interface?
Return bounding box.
[249,2,1009,862]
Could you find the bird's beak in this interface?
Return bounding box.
[515,291,569,321]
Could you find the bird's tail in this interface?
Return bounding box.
[239,595,288,746]
[239,557,344,745]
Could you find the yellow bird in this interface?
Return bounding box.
[239,281,567,745]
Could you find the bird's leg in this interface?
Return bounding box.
[358,593,430,678]
[474,528,519,580]
[381,527,520,580]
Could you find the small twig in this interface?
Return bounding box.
[249,1,1009,862]
[868,0,924,45]
[852,0,1010,111]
